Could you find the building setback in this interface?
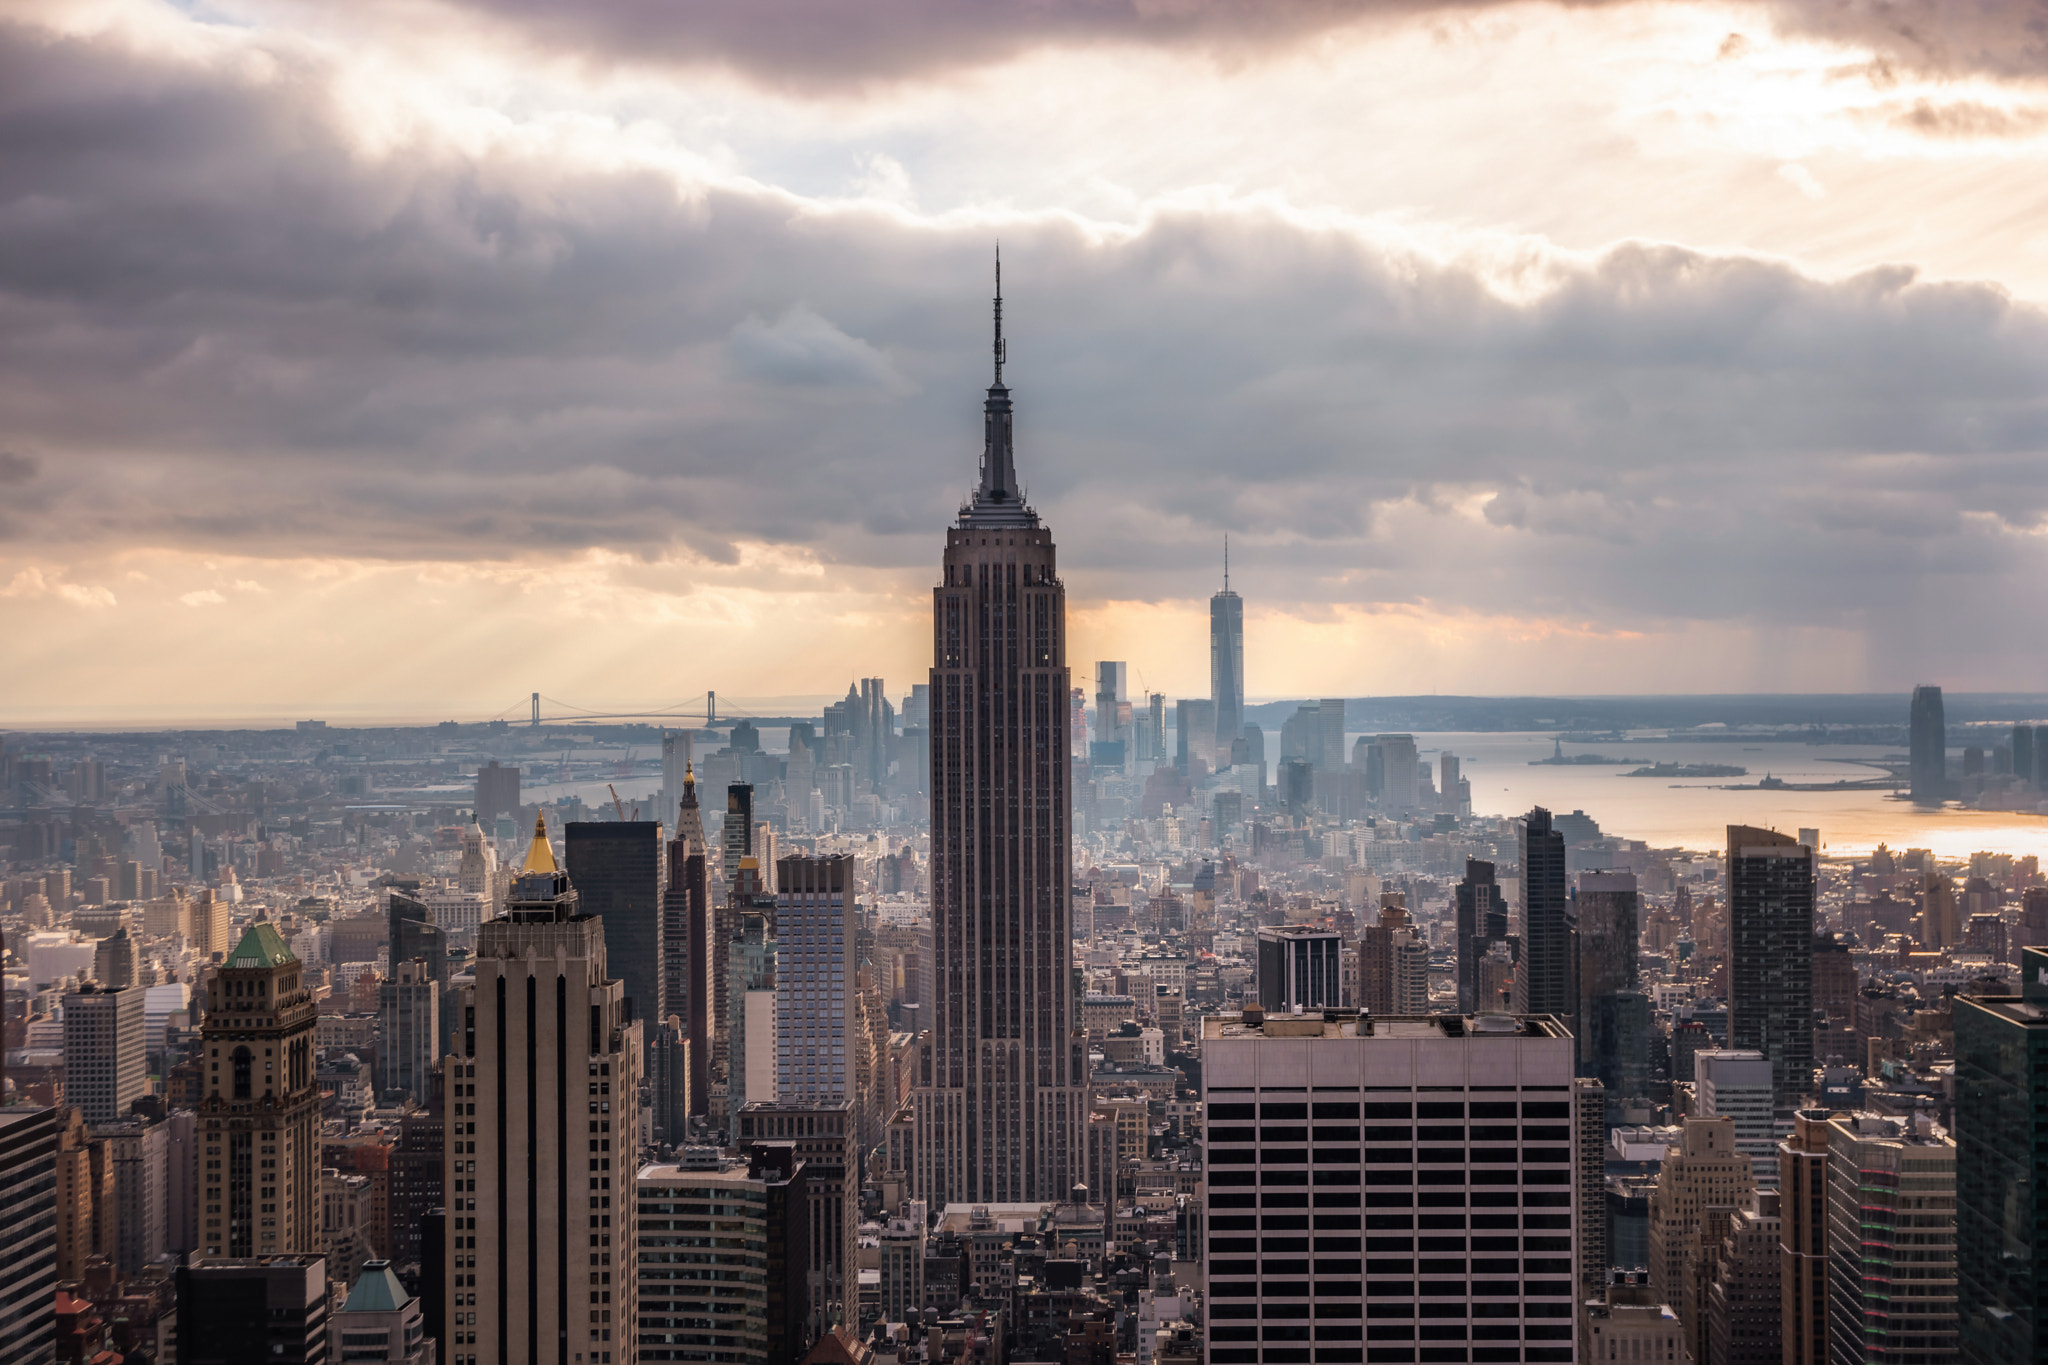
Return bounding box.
[1202,1009,1581,1363]
[915,270,1084,1205]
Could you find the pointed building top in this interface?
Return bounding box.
[963,250,1035,528]
[522,810,558,874]
[683,762,695,795]
[226,921,298,971]
[993,245,1006,388]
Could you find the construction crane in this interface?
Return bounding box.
[608,784,627,822]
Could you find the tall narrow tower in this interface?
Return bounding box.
[197,923,319,1258]
[1211,541,1244,753]
[445,813,640,1365]
[915,260,1084,1204]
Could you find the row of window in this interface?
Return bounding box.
[1210,1102,1572,1121]
[1209,1127,1571,1143]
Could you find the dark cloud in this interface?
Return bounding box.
[5,15,2048,684]
[249,0,2048,89]
[0,450,36,484]
[1889,97,2048,138]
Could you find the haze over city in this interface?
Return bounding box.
[13,6,2048,1365]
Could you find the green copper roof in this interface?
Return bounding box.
[341,1261,409,1314]
[225,921,297,970]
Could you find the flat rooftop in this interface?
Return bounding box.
[1203,1013,1567,1042]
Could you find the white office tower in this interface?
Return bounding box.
[1203,1010,1580,1364]
[1693,1049,1779,1187]
[774,855,856,1103]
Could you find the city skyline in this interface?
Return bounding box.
[10,3,2048,720]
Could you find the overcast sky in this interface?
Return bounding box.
[5,0,2048,723]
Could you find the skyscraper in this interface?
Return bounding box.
[660,767,712,1123]
[1727,825,1814,1109]
[915,265,1084,1205]
[1577,870,1650,1112]
[1956,947,2048,1364]
[1514,808,1572,1018]
[1455,857,1508,1012]
[0,1105,59,1365]
[658,731,693,832]
[566,820,667,1029]
[444,814,641,1365]
[1317,698,1347,771]
[1203,1009,1580,1362]
[1210,551,1243,753]
[1094,662,1127,747]
[376,961,439,1105]
[62,982,145,1123]
[474,761,521,827]
[1910,684,1948,804]
[774,855,856,1105]
[197,923,320,1258]
[1824,1113,1957,1363]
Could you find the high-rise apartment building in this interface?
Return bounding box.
[636,1149,809,1365]
[63,982,146,1123]
[1956,949,2048,1365]
[1910,685,1947,804]
[0,1105,59,1365]
[475,761,521,828]
[1727,826,1815,1108]
[1515,808,1572,1019]
[1210,565,1243,753]
[443,815,641,1365]
[1781,1110,1831,1365]
[914,271,1084,1206]
[567,820,667,1030]
[197,923,321,1259]
[1202,1010,1580,1363]
[774,855,856,1104]
[1825,1113,1957,1363]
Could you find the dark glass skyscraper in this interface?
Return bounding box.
[1454,857,1507,1012]
[914,265,1083,1204]
[564,820,666,1027]
[1956,946,2048,1364]
[1910,683,1948,804]
[1513,807,1572,1018]
[1727,825,1814,1108]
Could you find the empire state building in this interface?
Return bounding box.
[913,265,1085,1204]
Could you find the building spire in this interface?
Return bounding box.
[1224,535,1230,591]
[993,245,1005,387]
[973,246,1022,512]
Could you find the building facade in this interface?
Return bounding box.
[442,815,642,1365]
[1824,1113,1957,1364]
[915,273,1084,1205]
[0,1106,59,1365]
[198,923,321,1259]
[62,983,146,1124]
[566,821,667,1031]
[1726,826,1815,1108]
[1515,809,1572,1019]
[1202,1010,1580,1362]
[774,855,857,1104]
[1955,953,2048,1365]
